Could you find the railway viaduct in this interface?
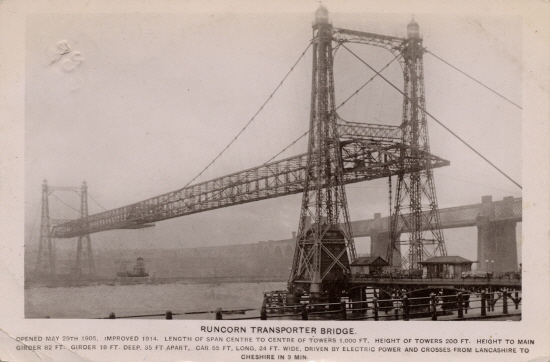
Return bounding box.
[237,195,521,273]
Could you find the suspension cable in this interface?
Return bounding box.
[88,193,107,211]
[341,44,522,190]
[336,56,399,111]
[426,51,522,110]
[263,130,309,164]
[51,193,81,214]
[182,41,313,188]
[263,57,399,163]
[96,47,402,221]
[27,204,41,244]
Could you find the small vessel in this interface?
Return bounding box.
[116,257,152,284]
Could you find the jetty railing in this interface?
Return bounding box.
[93,289,521,320]
[258,289,521,321]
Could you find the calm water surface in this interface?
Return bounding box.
[25,281,287,319]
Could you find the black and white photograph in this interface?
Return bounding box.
[1,0,549,361]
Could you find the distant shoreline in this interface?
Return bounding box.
[25,275,287,288]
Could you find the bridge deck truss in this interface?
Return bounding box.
[52,123,449,238]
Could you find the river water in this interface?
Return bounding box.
[25,281,287,319]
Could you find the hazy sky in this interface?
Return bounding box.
[25,6,522,260]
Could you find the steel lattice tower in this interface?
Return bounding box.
[388,19,446,271]
[75,181,95,275]
[34,180,95,277]
[288,6,356,301]
[36,179,55,275]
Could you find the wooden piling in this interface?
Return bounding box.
[430,293,437,320]
[457,292,464,319]
[481,291,487,316]
[503,291,508,315]
[340,301,347,320]
[301,304,308,320]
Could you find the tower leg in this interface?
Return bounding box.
[388,20,446,271]
[36,179,55,276]
[75,181,95,275]
[75,233,95,275]
[288,7,356,299]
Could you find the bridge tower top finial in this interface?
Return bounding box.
[315,3,329,25]
[407,16,420,38]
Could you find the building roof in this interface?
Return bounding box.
[420,256,473,265]
[351,256,389,266]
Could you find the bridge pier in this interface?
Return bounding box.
[476,196,518,273]
[370,214,400,269]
